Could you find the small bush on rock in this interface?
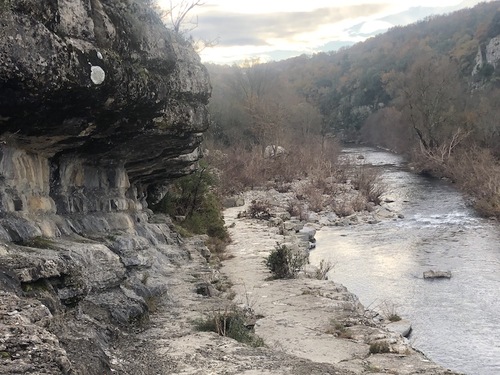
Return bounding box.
[313,259,335,280]
[369,341,391,354]
[194,306,264,347]
[326,320,353,339]
[352,166,385,205]
[266,243,308,279]
[379,300,402,322]
[301,184,325,213]
[247,200,272,220]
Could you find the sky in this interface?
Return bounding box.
[158,0,492,64]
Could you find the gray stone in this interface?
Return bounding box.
[264,145,287,158]
[284,220,303,232]
[386,319,412,337]
[423,270,452,279]
[298,226,316,242]
[0,291,72,374]
[223,195,245,208]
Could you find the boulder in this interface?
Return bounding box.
[386,319,412,337]
[423,270,452,279]
[223,195,245,208]
[264,145,286,158]
[298,226,316,242]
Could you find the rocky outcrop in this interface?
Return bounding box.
[485,36,500,68]
[0,0,211,373]
[0,0,210,237]
[472,35,500,76]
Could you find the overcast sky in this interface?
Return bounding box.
[158,0,491,64]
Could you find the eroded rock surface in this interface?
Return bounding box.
[0,0,212,373]
[0,0,210,233]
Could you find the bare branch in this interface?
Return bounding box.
[168,0,204,34]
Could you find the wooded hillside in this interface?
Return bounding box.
[206,1,500,217]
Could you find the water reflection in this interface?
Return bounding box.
[312,147,500,375]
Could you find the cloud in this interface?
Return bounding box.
[179,0,490,63]
[191,4,392,47]
[359,20,394,34]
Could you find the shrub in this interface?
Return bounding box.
[332,200,354,217]
[350,192,368,212]
[313,259,335,280]
[207,146,267,194]
[369,341,391,354]
[247,200,272,220]
[301,184,325,213]
[327,320,353,339]
[351,166,385,205]
[379,300,402,322]
[194,306,264,347]
[207,136,341,196]
[265,243,308,279]
[151,165,230,248]
[388,313,402,322]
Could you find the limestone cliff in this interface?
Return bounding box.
[472,35,500,76]
[0,0,210,233]
[0,1,211,373]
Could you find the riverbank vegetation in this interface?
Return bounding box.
[206,1,500,217]
[265,243,309,279]
[194,305,264,347]
[150,165,230,255]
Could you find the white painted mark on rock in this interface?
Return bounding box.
[90,66,105,85]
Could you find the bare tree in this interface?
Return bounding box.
[384,55,467,151]
[151,1,217,51]
[167,0,204,34]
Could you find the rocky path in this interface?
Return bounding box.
[112,237,352,375]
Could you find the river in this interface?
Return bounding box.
[310,147,500,375]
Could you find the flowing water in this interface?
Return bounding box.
[310,147,500,375]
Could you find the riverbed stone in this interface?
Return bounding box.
[298,225,316,241]
[423,270,452,279]
[386,319,412,337]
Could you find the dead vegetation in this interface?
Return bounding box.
[208,137,387,217]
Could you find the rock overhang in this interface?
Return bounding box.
[0,0,211,171]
